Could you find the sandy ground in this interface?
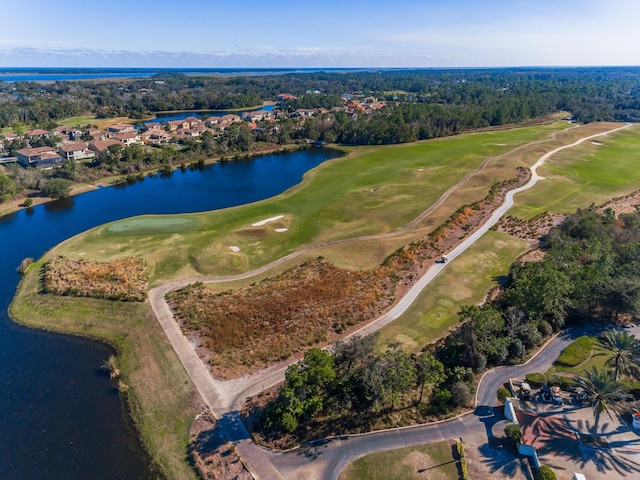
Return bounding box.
[252,215,284,227]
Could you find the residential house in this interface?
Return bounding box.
[108,123,135,134]
[25,129,51,139]
[88,139,121,154]
[112,132,143,146]
[145,122,164,131]
[241,110,272,122]
[58,142,95,161]
[277,93,297,102]
[219,114,241,124]
[16,146,65,168]
[142,131,171,146]
[205,116,220,128]
[85,128,109,141]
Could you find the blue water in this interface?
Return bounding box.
[146,105,274,124]
[0,147,341,479]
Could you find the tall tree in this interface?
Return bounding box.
[575,367,629,441]
[599,330,640,381]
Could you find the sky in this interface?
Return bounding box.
[0,0,638,68]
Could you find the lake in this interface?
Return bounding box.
[144,105,274,124]
[0,147,341,479]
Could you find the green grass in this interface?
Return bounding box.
[556,336,593,367]
[339,440,458,480]
[510,125,640,219]
[57,115,99,127]
[546,336,610,377]
[51,124,563,284]
[377,231,528,352]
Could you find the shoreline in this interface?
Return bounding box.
[0,142,316,219]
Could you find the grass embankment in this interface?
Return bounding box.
[510,124,640,219]
[10,260,199,480]
[339,440,459,480]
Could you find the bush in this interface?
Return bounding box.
[22,198,33,207]
[535,465,557,480]
[42,178,73,199]
[451,382,472,407]
[497,386,511,404]
[556,336,592,367]
[504,423,522,444]
[525,373,547,387]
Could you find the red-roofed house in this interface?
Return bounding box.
[112,132,143,146]
[58,142,95,161]
[88,139,121,154]
[16,146,65,168]
[108,123,135,134]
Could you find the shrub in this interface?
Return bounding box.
[456,440,469,480]
[42,178,73,199]
[535,465,557,480]
[16,257,34,275]
[22,198,33,207]
[556,336,592,367]
[525,372,547,387]
[497,386,511,404]
[451,382,472,407]
[504,423,522,445]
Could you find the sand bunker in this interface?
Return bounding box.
[275,228,288,233]
[592,141,603,145]
[252,215,284,227]
[229,246,240,252]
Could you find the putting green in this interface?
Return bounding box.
[106,217,197,235]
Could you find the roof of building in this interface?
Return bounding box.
[59,142,88,152]
[16,146,56,157]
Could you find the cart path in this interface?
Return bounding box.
[148,123,631,480]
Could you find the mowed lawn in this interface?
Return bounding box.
[509,124,640,219]
[339,440,459,480]
[377,231,527,353]
[52,124,562,284]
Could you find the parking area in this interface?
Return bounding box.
[517,394,640,479]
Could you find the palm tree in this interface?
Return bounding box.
[599,330,640,381]
[575,367,629,442]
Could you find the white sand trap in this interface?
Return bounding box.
[592,141,603,145]
[418,168,424,171]
[229,246,240,252]
[252,215,284,227]
[275,228,288,233]
[495,143,507,146]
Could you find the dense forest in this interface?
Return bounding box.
[3,67,640,131]
[255,206,640,444]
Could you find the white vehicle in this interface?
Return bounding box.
[572,473,586,480]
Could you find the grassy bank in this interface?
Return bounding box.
[10,259,199,480]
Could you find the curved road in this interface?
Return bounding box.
[148,123,631,480]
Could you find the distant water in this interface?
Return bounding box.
[145,105,274,124]
[0,67,372,83]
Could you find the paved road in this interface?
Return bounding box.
[148,123,631,480]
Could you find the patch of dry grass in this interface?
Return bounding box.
[44,256,148,301]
